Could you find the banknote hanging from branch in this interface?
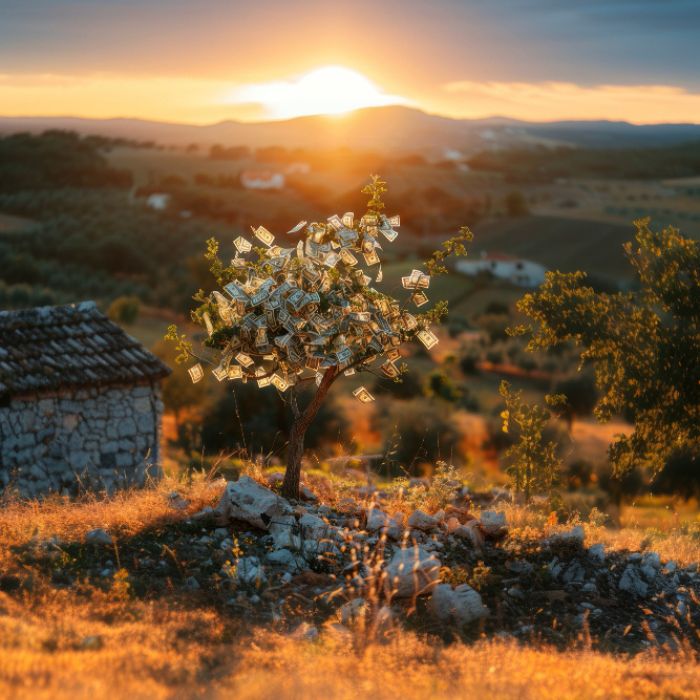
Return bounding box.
[166,175,472,498]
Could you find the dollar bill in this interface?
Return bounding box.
[375,266,383,283]
[227,365,243,380]
[344,367,356,376]
[235,352,254,368]
[417,329,439,349]
[287,220,307,234]
[412,291,429,307]
[342,211,354,228]
[326,214,343,230]
[234,236,252,253]
[352,386,375,403]
[389,215,400,227]
[340,248,358,266]
[381,360,399,378]
[202,311,214,336]
[253,225,275,246]
[381,228,398,242]
[212,365,228,382]
[188,363,204,384]
[363,249,380,266]
[271,374,290,392]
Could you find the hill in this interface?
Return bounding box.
[2,107,700,154]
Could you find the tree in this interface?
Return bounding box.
[554,374,598,430]
[166,175,472,498]
[499,381,564,503]
[513,220,700,475]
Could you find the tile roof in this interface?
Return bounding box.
[0,301,171,398]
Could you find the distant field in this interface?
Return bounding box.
[0,211,35,233]
[471,215,635,280]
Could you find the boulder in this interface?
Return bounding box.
[428,583,488,625]
[453,521,485,549]
[587,543,606,563]
[407,509,439,531]
[235,556,267,585]
[479,511,507,537]
[385,545,440,598]
[269,514,301,550]
[619,565,648,597]
[366,507,388,532]
[85,528,113,546]
[549,525,585,546]
[214,476,292,529]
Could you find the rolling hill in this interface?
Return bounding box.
[1,106,699,155]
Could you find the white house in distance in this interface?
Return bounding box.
[455,251,547,288]
[240,170,285,190]
[146,193,171,211]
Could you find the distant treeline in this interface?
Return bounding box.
[0,131,134,192]
[468,141,700,182]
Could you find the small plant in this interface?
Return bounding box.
[499,380,565,503]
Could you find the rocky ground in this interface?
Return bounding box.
[6,473,698,656]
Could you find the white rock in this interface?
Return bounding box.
[299,513,329,541]
[290,622,318,641]
[445,516,462,534]
[549,525,585,546]
[366,507,388,532]
[642,552,661,570]
[587,543,606,563]
[428,583,488,625]
[269,514,301,550]
[86,528,113,546]
[408,509,439,531]
[454,521,485,549]
[479,511,507,537]
[619,565,648,597]
[215,476,292,529]
[235,556,267,585]
[385,545,440,598]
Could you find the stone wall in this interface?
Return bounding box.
[0,381,164,497]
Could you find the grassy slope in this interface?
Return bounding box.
[0,476,697,699]
[471,215,635,280]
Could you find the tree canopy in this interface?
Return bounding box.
[513,220,700,475]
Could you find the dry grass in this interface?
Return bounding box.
[1,616,699,700]
[0,474,222,557]
[0,477,698,699]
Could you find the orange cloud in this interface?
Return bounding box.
[439,81,700,123]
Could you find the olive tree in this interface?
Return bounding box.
[166,176,471,498]
[512,220,700,476]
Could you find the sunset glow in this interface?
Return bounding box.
[229,66,409,120]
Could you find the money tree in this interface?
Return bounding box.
[166,176,472,498]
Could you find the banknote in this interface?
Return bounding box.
[417,329,439,349]
[287,220,307,234]
[188,363,204,383]
[235,352,254,367]
[253,225,275,246]
[234,236,252,253]
[352,386,375,403]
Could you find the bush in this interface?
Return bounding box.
[107,296,141,325]
[377,399,462,475]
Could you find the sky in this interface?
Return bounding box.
[0,0,699,124]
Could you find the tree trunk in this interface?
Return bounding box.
[282,367,338,499]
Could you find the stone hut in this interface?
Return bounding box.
[0,302,171,497]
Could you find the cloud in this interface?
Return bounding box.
[440,80,700,123]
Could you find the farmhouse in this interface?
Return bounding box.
[455,251,547,288]
[0,302,170,497]
[240,169,286,190]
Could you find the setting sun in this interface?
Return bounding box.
[229,65,409,120]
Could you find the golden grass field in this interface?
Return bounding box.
[0,474,698,699]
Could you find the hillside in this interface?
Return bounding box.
[2,107,700,154]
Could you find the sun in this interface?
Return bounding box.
[230,65,408,120]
